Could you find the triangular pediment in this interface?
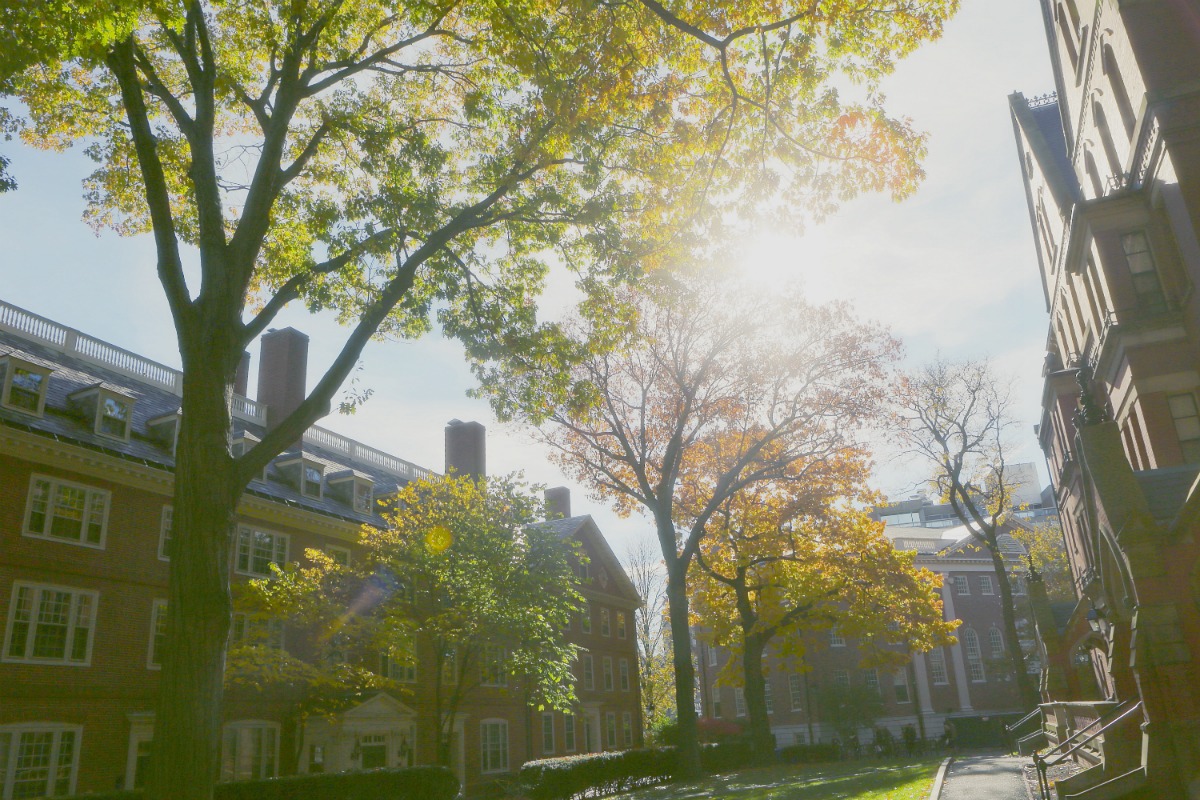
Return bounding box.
[343,692,415,720]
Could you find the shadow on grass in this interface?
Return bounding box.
[614,759,942,800]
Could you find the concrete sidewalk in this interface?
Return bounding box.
[933,750,1030,800]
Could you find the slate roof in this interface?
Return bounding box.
[1029,101,1077,194]
[1134,464,1200,523]
[0,323,434,526]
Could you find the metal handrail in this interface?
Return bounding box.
[1033,700,1142,800]
[1006,707,1042,734]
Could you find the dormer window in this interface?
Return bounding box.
[231,431,266,481]
[68,384,135,441]
[302,465,323,499]
[1,356,51,416]
[148,410,181,455]
[327,470,375,513]
[274,453,324,499]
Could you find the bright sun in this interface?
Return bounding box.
[735,228,846,304]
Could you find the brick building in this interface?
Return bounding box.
[695,514,1033,749]
[1010,1,1200,796]
[0,298,641,798]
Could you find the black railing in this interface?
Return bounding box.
[1033,700,1142,800]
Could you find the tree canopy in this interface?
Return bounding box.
[2,1,959,794]
[690,445,955,756]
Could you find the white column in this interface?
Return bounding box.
[941,580,974,712]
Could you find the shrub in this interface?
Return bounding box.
[777,743,841,765]
[68,766,458,800]
[519,748,674,800]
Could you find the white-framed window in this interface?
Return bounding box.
[734,687,746,717]
[763,680,774,714]
[582,654,594,691]
[157,506,173,561]
[581,607,592,635]
[789,673,804,711]
[23,475,110,549]
[322,545,351,566]
[1168,393,1200,463]
[541,713,555,754]
[234,525,288,577]
[979,575,994,595]
[1012,575,1026,595]
[482,644,508,687]
[622,712,633,746]
[603,656,614,691]
[440,646,458,684]
[563,713,576,752]
[616,612,626,639]
[963,629,986,682]
[4,583,97,666]
[605,713,616,748]
[707,645,718,667]
[480,719,509,773]
[989,627,1005,659]
[928,648,949,685]
[0,723,81,798]
[0,357,51,416]
[221,721,278,781]
[864,668,880,696]
[711,684,721,717]
[619,658,630,691]
[380,636,416,682]
[230,613,284,650]
[301,464,323,499]
[952,575,969,595]
[600,608,611,637]
[829,626,845,647]
[833,669,850,690]
[893,670,911,703]
[148,599,168,669]
[98,393,133,439]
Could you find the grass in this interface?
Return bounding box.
[604,757,944,800]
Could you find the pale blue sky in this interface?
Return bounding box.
[0,1,1056,555]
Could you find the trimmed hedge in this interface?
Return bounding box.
[69,766,457,800]
[519,741,759,800]
[519,748,674,800]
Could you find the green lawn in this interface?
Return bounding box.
[606,758,944,800]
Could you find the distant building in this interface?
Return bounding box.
[1010,0,1200,796]
[0,298,640,797]
[696,502,1040,749]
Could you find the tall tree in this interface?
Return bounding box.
[1012,520,1075,604]
[254,474,584,767]
[481,280,900,773]
[893,357,1039,706]
[4,1,956,792]
[689,444,955,758]
[625,538,674,738]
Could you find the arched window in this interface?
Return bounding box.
[1085,150,1105,198]
[963,628,986,682]
[1103,44,1136,137]
[989,627,1005,659]
[1058,4,1079,68]
[1093,101,1123,180]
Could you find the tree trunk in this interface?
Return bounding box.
[147,352,242,800]
[739,627,775,763]
[662,541,701,778]
[989,545,1038,707]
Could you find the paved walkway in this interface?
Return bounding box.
[936,750,1030,800]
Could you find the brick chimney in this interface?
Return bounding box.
[257,328,309,430]
[233,351,251,397]
[445,419,486,479]
[545,486,571,520]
